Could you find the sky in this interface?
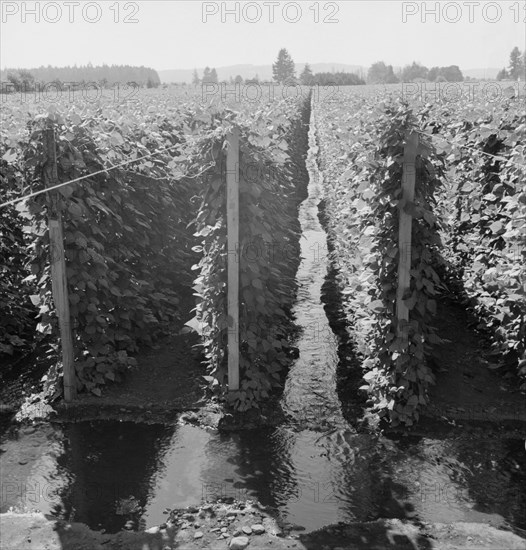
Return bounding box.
[0,0,525,71]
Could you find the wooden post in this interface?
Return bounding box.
[226,128,240,391]
[44,126,76,401]
[396,130,419,331]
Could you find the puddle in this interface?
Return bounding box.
[1,422,525,533]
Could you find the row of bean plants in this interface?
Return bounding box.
[428,96,526,388]
[316,92,445,425]
[0,98,205,394]
[0,88,311,409]
[191,95,311,411]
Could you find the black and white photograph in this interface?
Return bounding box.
[0,1,525,548]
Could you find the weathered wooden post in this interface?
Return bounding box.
[44,124,76,401]
[226,127,240,390]
[397,130,419,335]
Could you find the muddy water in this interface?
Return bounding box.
[1,107,526,535]
[281,113,343,430]
[1,421,525,533]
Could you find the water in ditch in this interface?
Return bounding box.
[1,419,525,533]
[1,109,526,535]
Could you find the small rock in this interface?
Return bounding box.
[242,526,252,535]
[182,513,194,520]
[221,527,228,533]
[187,506,199,513]
[233,529,242,536]
[251,524,265,535]
[211,527,221,533]
[194,531,204,539]
[145,526,160,535]
[222,533,229,539]
[230,536,250,550]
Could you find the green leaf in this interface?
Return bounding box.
[407,394,419,407]
[368,300,384,313]
[67,202,83,218]
[427,300,436,314]
[110,131,125,146]
[2,149,17,163]
[489,221,503,233]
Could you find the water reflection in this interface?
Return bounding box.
[0,423,67,515]
[451,438,526,529]
[56,422,175,532]
[1,421,525,534]
[374,435,526,531]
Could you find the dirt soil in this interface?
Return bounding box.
[323,271,526,439]
[51,329,208,424]
[2,502,526,550]
[0,288,211,424]
[424,296,526,424]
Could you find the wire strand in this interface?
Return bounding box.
[2,128,523,210]
[0,142,210,210]
[420,130,526,169]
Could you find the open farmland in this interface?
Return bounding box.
[1,3,525,545]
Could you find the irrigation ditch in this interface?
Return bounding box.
[1,95,526,550]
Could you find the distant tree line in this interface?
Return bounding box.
[300,66,364,86]
[367,61,464,84]
[192,47,522,86]
[496,47,526,80]
[193,67,219,84]
[271,50,364,86]
[0,64,161,91]
[272,49,463,87]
